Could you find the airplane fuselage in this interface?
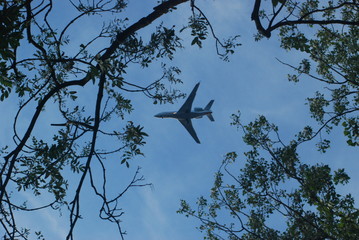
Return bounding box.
[154,110,212,120]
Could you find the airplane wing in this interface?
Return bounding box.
[179,119,201,144]
[178,83,200,113]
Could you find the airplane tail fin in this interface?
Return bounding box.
[205,100,215,122]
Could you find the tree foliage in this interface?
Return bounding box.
[178,0,359,239]
[0,0,239,239]
[179,115,359,239]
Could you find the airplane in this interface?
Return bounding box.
[154,82,214,144]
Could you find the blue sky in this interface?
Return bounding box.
[1,0,358,239]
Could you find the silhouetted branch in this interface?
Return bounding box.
[251,0,359,38]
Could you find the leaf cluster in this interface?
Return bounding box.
[0,1,25,100]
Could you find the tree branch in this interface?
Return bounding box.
[251,0,359,38]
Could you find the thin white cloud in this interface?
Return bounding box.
[16,191,67,239]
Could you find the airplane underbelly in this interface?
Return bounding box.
[176,112,206,119]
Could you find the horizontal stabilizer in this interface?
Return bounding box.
[204,100,214,110]
[207,114,215,122]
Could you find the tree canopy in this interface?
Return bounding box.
[0,0,358,239]
[178,1,359,239]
